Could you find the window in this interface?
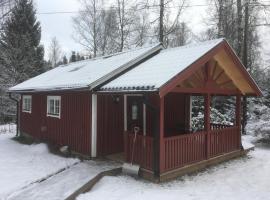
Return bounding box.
[22,95,32,113]
[47,96,61,118]
[131,102,138,120]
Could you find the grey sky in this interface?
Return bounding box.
[36,0,81,58]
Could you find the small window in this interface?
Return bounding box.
[22,95,32,113]
[132,102,138,120]
[47,96,61,118]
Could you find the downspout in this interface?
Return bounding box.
[142,94,160,178]
[8,93,20,137]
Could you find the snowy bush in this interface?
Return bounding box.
[191,96,234,132]
[246,96,270,139]
[191,108,233,132]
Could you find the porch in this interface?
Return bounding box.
[122,58,244,179]
[124,122,241,173]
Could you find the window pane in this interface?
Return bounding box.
[23,97,31,112]
[47,96,60,117]
[132,104,138,120]
[49,100,54,114]
[55,100,60,114]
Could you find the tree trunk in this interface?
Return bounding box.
[159,0,164,43]
[93,0,97,57]
[237,0,243,57]
[242,1,249,135]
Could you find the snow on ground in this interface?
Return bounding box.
[8,160,120,200]
[0,125,79,199]
[78,136,270,200]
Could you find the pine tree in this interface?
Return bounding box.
[63,55,68,64]
[0,0,44,84]
[69,51,76,63]
[76,52,81,61]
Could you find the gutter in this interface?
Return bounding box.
[8,93,19,136]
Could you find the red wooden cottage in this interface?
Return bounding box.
[9,39,262,181]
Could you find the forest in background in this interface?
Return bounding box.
[0,0,269,137]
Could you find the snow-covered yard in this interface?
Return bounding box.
[78,136,270,200]
[0,125,79,199]
[1,124,270,200]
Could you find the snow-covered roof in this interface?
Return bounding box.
[101,39,224,91]
[9,44,162,92]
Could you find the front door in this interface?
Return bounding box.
[127,96,144,134]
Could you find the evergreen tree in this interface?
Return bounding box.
[69,51,76,62]
[76,52,81,61]
[63,55,68,64]
[0,0,44,84]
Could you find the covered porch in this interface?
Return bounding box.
[123,59,243,178]
[98,39,262,181]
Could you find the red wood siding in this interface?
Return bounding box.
[145,94,160,137]
[164,93,189,137]
[20,92,91,155]
[97,94,124,156]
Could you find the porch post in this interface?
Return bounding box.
[235,95,242,149]
[204,93,211,159]
[91,94,97,158]
[159,96,165,173]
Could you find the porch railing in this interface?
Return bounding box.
[125,132,153,170]
[164,131,206,171]
[209,126,240,158]
[125,125,240,172]
[210,123,233,130]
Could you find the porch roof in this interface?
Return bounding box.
[100,39,262,97]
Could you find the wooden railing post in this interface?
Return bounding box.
[236,95,242,149]
[159,96,165,173]
[204,93,211,159]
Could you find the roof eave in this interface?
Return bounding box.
[8,86,91,94]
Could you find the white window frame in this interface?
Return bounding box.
[22,95,32,113]
[47,96,61,119]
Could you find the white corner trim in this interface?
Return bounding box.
[124,95,127,132]
[91,94,97,157]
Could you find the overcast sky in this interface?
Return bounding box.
[35,0,81,58]
[35,0,270,65]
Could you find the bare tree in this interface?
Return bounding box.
[168,22,191,47]
[73,0,102,57]
[114,0,139,51]
[0,0,14,27]
[155,0,187,47]
[48,37,62,68]
[132,10,150,47]
[99,7,119,55]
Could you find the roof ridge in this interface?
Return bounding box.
[59,43,161,68]
[163,38,224,53]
